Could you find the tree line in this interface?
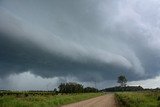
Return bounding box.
[57,75,132,93]
[58,82,98,93]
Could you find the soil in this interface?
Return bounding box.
[61,93,117,107]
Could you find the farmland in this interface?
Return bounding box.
[115,91,160,107]
[0,91,103,107]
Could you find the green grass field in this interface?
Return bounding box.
[0,93,103,107]
[115,91,160,107]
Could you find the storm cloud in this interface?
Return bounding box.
[0,0,160,87]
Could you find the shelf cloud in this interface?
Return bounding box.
[0,0,160,89]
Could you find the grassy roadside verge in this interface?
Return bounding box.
[115,92,160,107]
[0,93,103,107]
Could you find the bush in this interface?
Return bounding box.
[58,82,83,93]
[157,96,160,101]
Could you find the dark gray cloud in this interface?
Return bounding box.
[0,0,160,86]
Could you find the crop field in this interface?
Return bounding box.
[0,91,102,107]
[115,91,160,107]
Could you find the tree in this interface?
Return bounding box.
[84,87,98,93]
[58,82,83,93]
[58,83,66,93]
[53,88,58,94]
[117,75,127,87]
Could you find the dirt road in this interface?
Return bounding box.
[61,94,117,107]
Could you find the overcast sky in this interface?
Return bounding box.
[0,0,160,90]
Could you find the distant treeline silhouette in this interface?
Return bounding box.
[58,82,98,93]
[101,86,144,92]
